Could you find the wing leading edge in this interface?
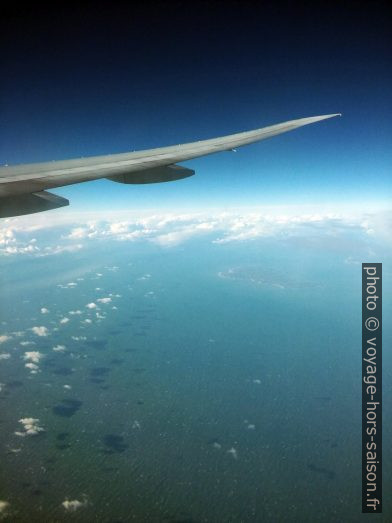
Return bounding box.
[0,113,340,217]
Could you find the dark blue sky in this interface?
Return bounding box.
[1,1,391,210]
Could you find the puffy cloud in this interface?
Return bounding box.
[0,353,11,361]
[20,341,35,346]
[69,310,82,315]
[23,351,44,364]
[97,297,111,304]
[0,501,10,515]
[60,317,70,324]
[24,352,43,372]
[31,326,49,337]
[2,208,389,259]
[62,497,88,512]
[40,308,50,314]
[53,345,66,352]
[109,222,129,234]
[0,335,11,344]
[25,362,39,373]
[68,227,90,239]
[86,303,97,309]
[15,418,44,437]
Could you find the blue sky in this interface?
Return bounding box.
[1,2,391,212]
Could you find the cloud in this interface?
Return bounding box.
[60,317,70,324]
[20,341,36,346]
[0,353,11,361]
[86,303,97,309]
[40,308,50,314]
[69,310,82,315]
[24,351,44,364]
[23,351,44,373]
[0,335,11,344]
[61,497,88,512]
[40,244,83,256]
[2,208,389,259]
[25,362,39,373]
[31,326,49,337]
[0,501,10,516]
[15,418,44,437]
[53,345,66,352]
[97,297,111,304]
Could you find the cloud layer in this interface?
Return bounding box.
[0,208,390,257]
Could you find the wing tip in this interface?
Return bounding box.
[319,112,342,119]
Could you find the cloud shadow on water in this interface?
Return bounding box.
[52,399,82,417]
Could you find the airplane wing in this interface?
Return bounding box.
[0,113,340,218]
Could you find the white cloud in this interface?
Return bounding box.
[2,208,389,261]
[86,303,97,309]
[25,362,39,372]
[15,418,44,436]
[23,351,44,364]
[40,308,50,314]
[20,341,36,346]
[60,317,70,324]
[0,335,11,344]
[31,326,49,337]
[41,244,83,256]
[68,228,89,239]
[53,345,66,352]
[97,297,111,304]
[0,501,10,515]
[69,310,82,315]
[0,353,11,361]
[62,497,88,512]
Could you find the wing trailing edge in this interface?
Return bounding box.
[0,113,340,217]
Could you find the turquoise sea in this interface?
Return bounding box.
[0,235,390,522]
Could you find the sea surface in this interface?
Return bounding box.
[0,237,390,522]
